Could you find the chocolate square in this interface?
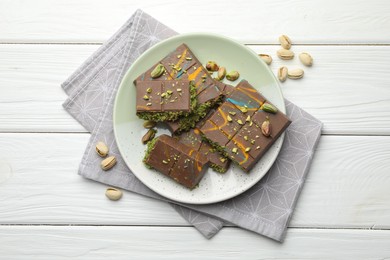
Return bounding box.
[144,138,177,176]
[196,84,222,104]
[175,128,203,151]
[169,150,208,189]
[201,120,230,147]
[161,80,191,112]
[135,81,162,112]
[208,101,247,139]
[225,136,254,170]
[198,142,230,173]
[144,135,208,189]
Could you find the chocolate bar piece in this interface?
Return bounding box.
[174,128,230,173]
[135,80,196,122]
[199,80,291,172]
[135,44,223,133]
[143,135,209,189]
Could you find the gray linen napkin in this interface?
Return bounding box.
[62,9,322,242]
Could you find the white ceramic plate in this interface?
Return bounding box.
[113,33,285,204]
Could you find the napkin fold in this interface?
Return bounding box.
[62,9,322,242]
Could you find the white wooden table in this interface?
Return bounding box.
[1,1,390,258]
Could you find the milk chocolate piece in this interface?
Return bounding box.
[143,135,208,189]
[199,80,291,172]
[201,120,230,147]
[135,81,162,112]
[175,128,203,151]
[135,80,195,121]
[175,126,230,173]
[198,142,230,173]
[208,101,247,139]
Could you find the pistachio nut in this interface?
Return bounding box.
[259,54,272,65]
[143,120,156,129]
[217,67,227,80]
[261,119,271,137]
[260,103,278,114]
[150,64,165,78]
[287,68,304,79]
[206,61,219,71]
[142,129,157,144]
[277,49,294,60]
[105,187,123,201]
[279,35,292,50]
[95,141,109,157]
[278,66,288,82]
[226,71,240,81]
[101,156,117,171]
[299,52,313,66]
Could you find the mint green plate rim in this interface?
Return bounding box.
[113,33,285,204]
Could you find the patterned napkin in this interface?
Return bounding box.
[62,9,322,242]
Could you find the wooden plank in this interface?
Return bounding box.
[1,0,390,43]
[1,226,390,259]
[1,44,390,134]
[0,133,389,228]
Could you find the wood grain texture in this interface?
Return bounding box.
[1,0,390,43]
[1,226,390,259]
[0,133,389,228]
[1,44,390,134]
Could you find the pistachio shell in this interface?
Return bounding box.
[278,66,288,82]
[259,54,272,65]
[279,35,292,50]
[299,52,313,66]
[101,156,117,171]
[95,142,109,157]
[277,49,294,60]
[105,187,123,201]
[287,68,304,79]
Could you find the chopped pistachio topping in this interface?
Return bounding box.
[244,136,248,141]
[237,119,243,125]
[177,55,181,58]
[232,147,238,153]
[176,88,182,92]
[227,115,233,122]
[229,111,236,116]
[162,160,168,164]
[256,146,261,150]
[146,88,152,93]
[245,147,251,152]
[143,95,149,100]
[246,115,251,122]
[146,103,152,106]
[186,57,192,60]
